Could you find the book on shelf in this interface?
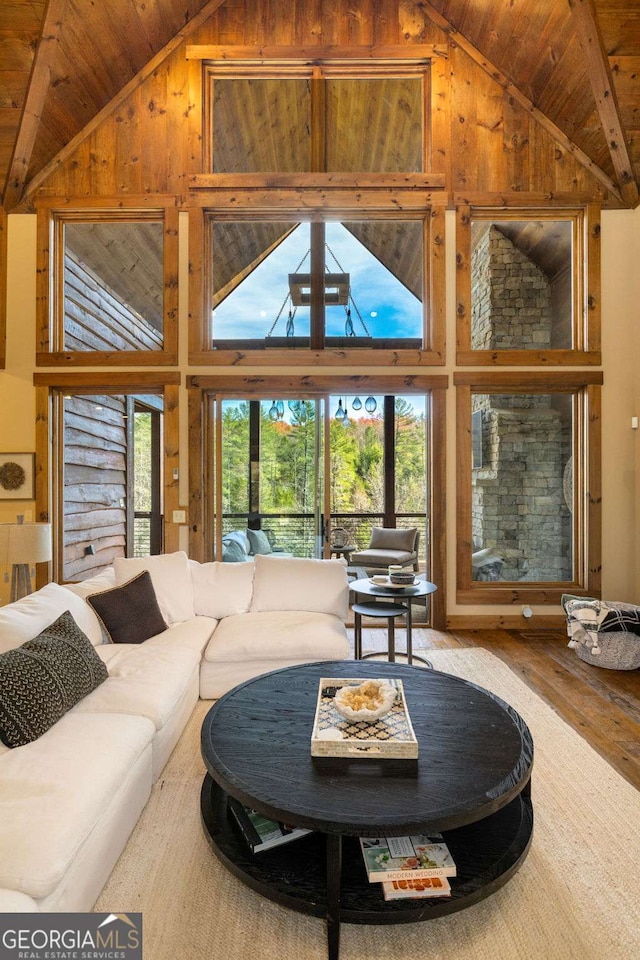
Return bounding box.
[382,876,452,901]
[360,835,456,883]
[228,798,312,854]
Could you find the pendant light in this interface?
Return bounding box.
[268,401,279,421]
[365,396,377,413]
[334,398,345,420]
[352,396,362,411]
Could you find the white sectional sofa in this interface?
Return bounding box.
[0,552,349,914]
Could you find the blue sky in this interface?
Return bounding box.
[212,222,423,340]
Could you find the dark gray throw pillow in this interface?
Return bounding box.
[0,610,109,748]
[247,528,273,556]
[87,570,167,644]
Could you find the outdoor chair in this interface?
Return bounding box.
[349,526,420,573]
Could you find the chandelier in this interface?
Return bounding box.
[266,243,372,341]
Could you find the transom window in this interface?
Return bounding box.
[207,70,427,175]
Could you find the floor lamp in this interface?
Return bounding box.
[0,522,52,603]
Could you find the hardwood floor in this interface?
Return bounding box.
[347,624,640,793]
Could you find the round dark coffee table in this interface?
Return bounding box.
[201,660,533,960]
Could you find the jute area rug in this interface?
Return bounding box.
[95,649,640,960]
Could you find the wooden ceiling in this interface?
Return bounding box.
[1,0,639,213]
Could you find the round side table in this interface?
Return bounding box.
[350,576,438,665]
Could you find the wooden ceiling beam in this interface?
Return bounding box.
[186,44,448,62]
[14,0,228,212]
[2,0,69,211]
[417,0,623,205]
[568,0,638,207]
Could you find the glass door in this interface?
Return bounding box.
[326,394,429,579]
[216,398,326,560]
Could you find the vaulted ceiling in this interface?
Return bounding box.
[1,0,639,212]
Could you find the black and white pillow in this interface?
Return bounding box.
[0,610,109,748]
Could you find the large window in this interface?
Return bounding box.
[209,218,424,349]
[455,372,602,605]
[456,205,601,365]
[208,72,425,175]
[38,206,179,365]
[189,59,446,367]
[187,374,447,627]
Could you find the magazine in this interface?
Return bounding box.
[228,798,311,854]
[382,876,452,901]
[360,834,456,882]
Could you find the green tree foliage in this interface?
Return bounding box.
[221,402,250,514]
[220,398,425,521]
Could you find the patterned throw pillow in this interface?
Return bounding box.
[0,611,109,748]
[599,603,640,637]
[87,570,167,643]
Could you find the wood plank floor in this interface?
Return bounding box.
[348,624,640,793]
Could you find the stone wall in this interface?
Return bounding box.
[471,226,553,350]
[472,398,572,581]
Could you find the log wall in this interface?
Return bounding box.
[63,394,127,581]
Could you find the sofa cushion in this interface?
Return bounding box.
[189,559,254,618]
[113,551,194,625]
[203,610,349,662]
[249,555,349,619]
[350,547,416,566]
[87,571,167,644]
[74,642,200,731]
[369,526,417,553]
[0,582,104,652]
[0,611,108,748]
[0,711,154,899]
[247,528,272,555]
[64,568,117,600]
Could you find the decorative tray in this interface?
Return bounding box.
[310,678,419,759]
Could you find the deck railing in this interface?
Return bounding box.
[221,512,427,568]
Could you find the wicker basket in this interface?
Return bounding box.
[574,631,640,670]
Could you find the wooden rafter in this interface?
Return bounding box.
[417,0,623,205]
[568,0,639,208]
[15,0,228,211]
[3,0,69,211]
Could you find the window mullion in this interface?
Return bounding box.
[310,221,326,350]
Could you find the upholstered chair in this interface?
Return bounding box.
[349,527,420,572]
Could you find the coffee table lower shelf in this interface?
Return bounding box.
[200,775,533,926]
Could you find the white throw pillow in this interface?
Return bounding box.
[0,582,104,651]
[250,555,349,619]
[113,552,194,625]
[189,560,255,619]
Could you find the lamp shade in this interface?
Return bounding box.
[0,523,52,565]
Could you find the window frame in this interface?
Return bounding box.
[189,205,446,366]
[187,373,448,628]
[455,200,601,366]
[33,372,181,587]
[36,200,179,366]
[203,64,430,176]
[454,371,602,605]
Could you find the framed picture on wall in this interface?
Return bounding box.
[0,453,35,500]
